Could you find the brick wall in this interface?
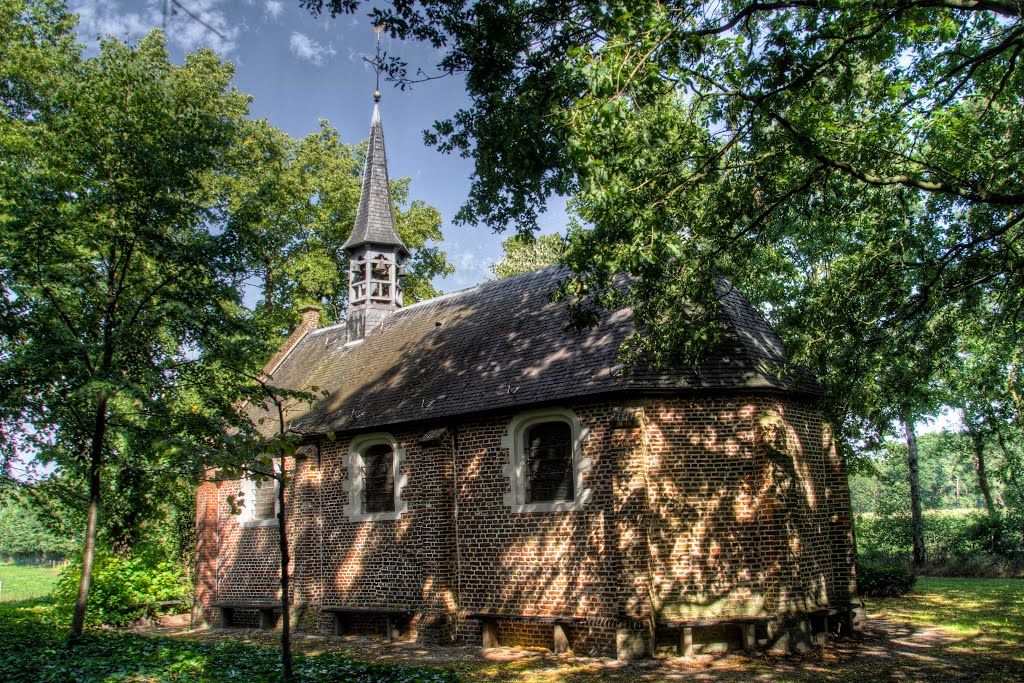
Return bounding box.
[195,393,854,655]
[640,397,853,620]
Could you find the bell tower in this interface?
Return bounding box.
[344,91,410,343]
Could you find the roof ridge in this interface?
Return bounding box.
[398,265,564,314]
[306,266,564,336]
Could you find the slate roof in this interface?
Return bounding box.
[341,102,410,256]
[251,267,821,438]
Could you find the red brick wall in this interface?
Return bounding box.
[313,427,457,633]
[192,480,219,627]
[195,393,854,654]
[640,397,853,620]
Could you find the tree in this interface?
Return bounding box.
[0,497,76,562]
[0,17,264,642]
[228,118,452,339]
[303,1,1023,455]
[941,296,1021,514]
[489,232,564,279]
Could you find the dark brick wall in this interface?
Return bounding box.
[195,394,854,656]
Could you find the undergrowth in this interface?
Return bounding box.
[0,601,459,683]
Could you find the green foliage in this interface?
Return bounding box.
[53,543,190,626]
[304,0,1024,458]
[850,431,1011,515]
[489,232,564,280]
[856,564,918,597]
[856,509,1024,575]
[229,118,453,338]
[0,499,75,560]
[0,601,461,683]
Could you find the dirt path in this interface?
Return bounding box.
[129,614,1024,682]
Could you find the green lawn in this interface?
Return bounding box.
[870,577,1024,644]
[0,564,61,602]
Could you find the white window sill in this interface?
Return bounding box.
[240,518,279,528]
[508,490,591,514]
[348,510,404,522]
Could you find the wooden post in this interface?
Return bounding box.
[742,623,756,651]
[681,627,694,657]
[386,617,394,642]
[481,619,498,648]
[552,624,569,654]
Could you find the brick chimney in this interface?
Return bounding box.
[299,304,321,330]
[262,304,322,378]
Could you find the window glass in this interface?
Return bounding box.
[361,443,395,513]
[525,421,574,502]
[252,481,276,520]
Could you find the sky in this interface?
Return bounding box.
[69,0,568,291]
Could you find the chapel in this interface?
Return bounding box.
[192,94,857,659]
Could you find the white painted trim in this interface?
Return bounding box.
[342,432,408,522]
[501,407,592,514]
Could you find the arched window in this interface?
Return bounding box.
[502,408,592,513]
[525,421,574,503]
[350,258,367,303]
[369,255,392,301]
[343,433,408,521]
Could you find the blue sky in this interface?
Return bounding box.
[70,0,568,291]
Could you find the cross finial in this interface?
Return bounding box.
[373,24,383,102]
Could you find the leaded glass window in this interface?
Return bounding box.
[525,421,574,503]
[361,443,395,513]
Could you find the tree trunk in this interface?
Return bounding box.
[69,393,108,645]
[904,417,927,568]
[967,422,997,514]
[277,450,293,681]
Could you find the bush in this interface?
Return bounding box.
[855,508,1024,576]
[856,563,918,597]
[917,552,1022,579]
[53,543,190,626]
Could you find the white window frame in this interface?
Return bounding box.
[238,476,280,528]
[502,407,592,513]
[342,432,408,522]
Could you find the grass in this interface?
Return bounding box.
[0,563,61,602]
[870,577,1024,644]
[1,578,1021,682]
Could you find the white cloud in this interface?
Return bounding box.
[289,31,336,67]
[444,248,495,289]
[165,0,239,54]
[264,1,284,20]
[71,0,153,40]
[70,0,239,54]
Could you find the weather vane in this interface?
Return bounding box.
[373,24,383,102]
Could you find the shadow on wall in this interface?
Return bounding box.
[197,285,853,652]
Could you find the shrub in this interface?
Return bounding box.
[856,563,918,597]
[855,508,1024,576]
[53,543,190,626]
